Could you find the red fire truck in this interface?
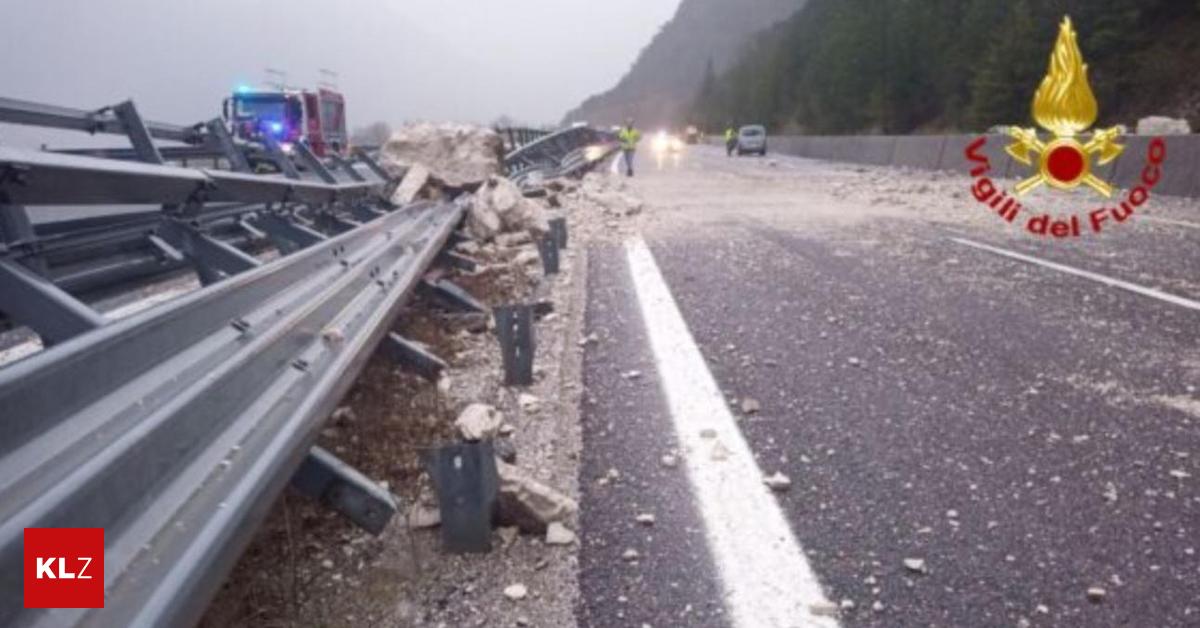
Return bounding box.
[223,87,348,157]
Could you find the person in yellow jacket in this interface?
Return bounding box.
[724,125,737,157]
[617,118,641,177]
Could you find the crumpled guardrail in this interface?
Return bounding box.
[504,125,618,190]
[0,96,464,626]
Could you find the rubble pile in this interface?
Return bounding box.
[565,172,645,217]
[465,175,551,241]
[206,129,638,627]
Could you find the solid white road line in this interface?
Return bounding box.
[624,238,838,628]
[1141,215,1200,231]
[950,237,1200,311]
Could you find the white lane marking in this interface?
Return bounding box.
[624,238,838,628]
[950,237,1200,311]
[1142,215,1200,231]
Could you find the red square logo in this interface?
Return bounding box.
[23,528,104,609]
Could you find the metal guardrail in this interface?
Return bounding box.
[495,127,552,154]
[502,125,618,189]
[0,97,468,626]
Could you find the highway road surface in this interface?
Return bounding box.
[575,146,1200,627]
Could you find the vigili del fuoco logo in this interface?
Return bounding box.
[964,16,1167,238]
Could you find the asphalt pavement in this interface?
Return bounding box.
[576,146,1200,627]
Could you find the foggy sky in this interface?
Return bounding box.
[0,0,681,136]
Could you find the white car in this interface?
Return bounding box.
[737,125,768,156]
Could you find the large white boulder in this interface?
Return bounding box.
[1136,116,1192,136]
[379,123,504,188]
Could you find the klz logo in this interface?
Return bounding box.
[23,528,104,608]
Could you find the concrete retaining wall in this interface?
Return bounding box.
[761,133,1199,198]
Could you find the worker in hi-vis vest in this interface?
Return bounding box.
[618,118,641,177]
[724,125,737,157]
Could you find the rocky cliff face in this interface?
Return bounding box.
[563,0,805,128]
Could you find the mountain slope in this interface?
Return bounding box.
[692,0,1200,134]
[563,0,805,128]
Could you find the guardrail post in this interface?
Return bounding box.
[494,304,535,386]
[112,101,166,165]
[537,235,559,275]
[549,217,568,249]
[422,440,499,553]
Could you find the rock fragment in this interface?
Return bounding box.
[503,583,528,601]
[406,505,441,529]
[621,549,640,562]
[809,601,839,617]
[763,472,792,491]
[390,163,431,205]
[903,558,927,574]
[455,403,503,441]
[635,513,656,526]
[518,393,541,412]
[741,397,761,414]
[495,460,578,533]
[545,522,577,546]
[1086,586,1106,603]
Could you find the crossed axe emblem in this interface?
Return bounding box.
[1006,127,1124,197]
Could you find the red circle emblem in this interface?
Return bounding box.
[1046,145,1085,182]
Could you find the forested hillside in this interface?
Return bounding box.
[564,0,804,128]
[692,0,1200,134]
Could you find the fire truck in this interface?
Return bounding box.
[223,86,348,157]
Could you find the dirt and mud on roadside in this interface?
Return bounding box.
[200,163,646,628]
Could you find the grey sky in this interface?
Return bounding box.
[0,0,681,134]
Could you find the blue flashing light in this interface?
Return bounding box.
[236,84,252,94]
[269,121,284,134]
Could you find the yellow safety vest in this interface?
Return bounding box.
[618,127,641,150]
[724,128,735,141]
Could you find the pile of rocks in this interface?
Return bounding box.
[378,123,557,243]
[563,172,645,218]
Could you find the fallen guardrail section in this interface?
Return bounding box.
[760,133,1200,198]
[0,97,470,626]
[503,124,618,190]
[496,126,552,154]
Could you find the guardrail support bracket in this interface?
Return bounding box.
[384,332,447,382]
[291,446,397,535]
[420,278,486,313]
[437,250,478,273]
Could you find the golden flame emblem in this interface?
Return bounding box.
[1007,16,1123,197]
